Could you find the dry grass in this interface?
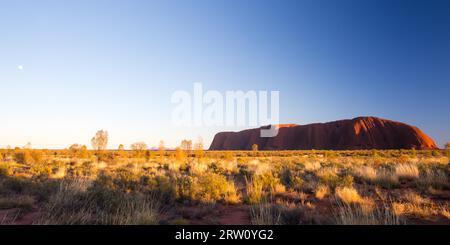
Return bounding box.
[392,191,449,220]
[395,164,419,180]
[34,179,159,225]
[353,166,377,182]
[315,185,329,200]
[190,173,239,204]
[245,177,264,204]
[418,168,448,190]
[250,203,281,225]
[334,201,401,225]
[0,149,448,225]
[375,168,400,188]
[335,187,364,204]
[303,161,321,171]
[0,195,34,210]
[334,186,377,215]
[353,165,400,188]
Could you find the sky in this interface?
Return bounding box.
[0,0,449,149]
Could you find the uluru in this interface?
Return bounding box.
[209,117,438,150]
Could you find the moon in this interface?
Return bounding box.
[17,65,24,70]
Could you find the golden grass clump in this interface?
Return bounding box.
[315,185,329,200]
[395,163,419,180]
[216,160,239,174]
[335,186,364,205]
[188,161,209,175]
[303,161,321,171]
[245,177,264,204]
[403,191,430,205]
[247,159,272,175]
[353,166,377,182]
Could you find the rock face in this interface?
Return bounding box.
[209,117,438,150]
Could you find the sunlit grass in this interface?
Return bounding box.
[0,148,448,225]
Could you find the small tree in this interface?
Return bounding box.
[131,142,147,157]
[117,144,126,157]
[91,130,108,151]
[158,140,165,157]
[131,142,148,151]
[252,143,259,157]
[194,137,204,158]
[79,145,89,158]
[69,144,88,158]
[69,144,82,151]
[180,139,193,152]
[23,142,32,149]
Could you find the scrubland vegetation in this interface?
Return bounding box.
[0,148,448,225]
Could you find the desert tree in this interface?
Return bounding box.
[69,144,81,156]
[131,142,147,151]
[79,145,89,158]
[23,142,32,149]
[69,144,89,158]
[131,142,147,157]
[132,143,146,152]
[158,140,165,157]
[252,143,259,157]
[194,137,204,158]
[91,130,109,151]
[180,139,193,152]
[69,144,82,151]
[117,144,126,158]
[194,137,204,150]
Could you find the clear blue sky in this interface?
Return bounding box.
[1,0,449,149]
